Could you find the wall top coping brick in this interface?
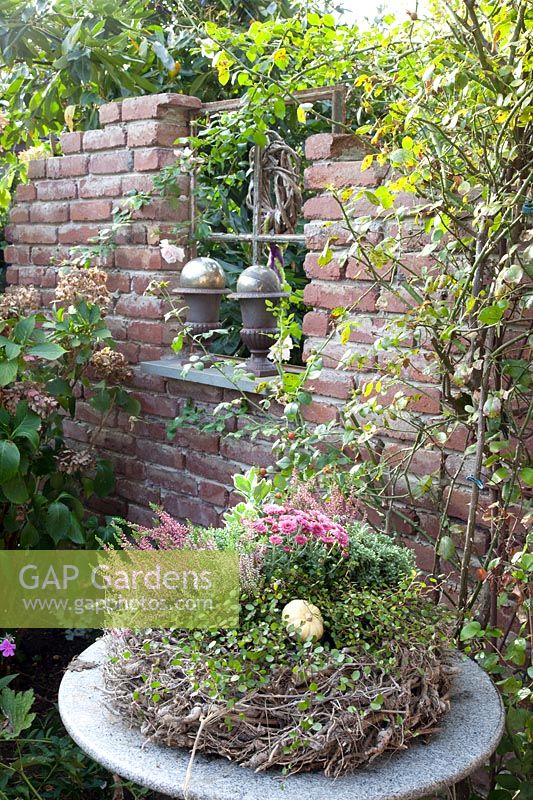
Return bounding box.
[305,133,374,161]
[99,92,202,125]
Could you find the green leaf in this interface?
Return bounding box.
[0,440,20,482]
[46,502,72,544]
[478,305,504,325]
[0,688,35,739]
[27,343,66,360]
[437,535,456,561]
[460,620,482,641]
[518,467,533,487]
[13,316,36,342]
[90,389,113,413]
[2,476,29,504]
[0,360,19,386]
[94,459,115,497]
[12,413,41,450]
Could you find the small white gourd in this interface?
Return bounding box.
[282,599,324,642]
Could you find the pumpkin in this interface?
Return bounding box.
[282,599,324,642]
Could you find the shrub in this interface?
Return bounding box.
[0,284,139,549]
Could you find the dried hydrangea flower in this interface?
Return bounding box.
[55,267,110,310]
[0,381,57,418]
[0,286,40,322]
[89,347,132,384]
[57,448,96,475]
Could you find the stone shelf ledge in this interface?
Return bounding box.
[141,357,303,394]
[59,638,504,800]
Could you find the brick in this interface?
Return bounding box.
[305,370,355,400]
[9,206,29,223]
[99,101,121,126]
[376,287,418,314]
[109,455,146,481]
[132,197,189,222]
[58,223,99,244]
[116,478,160,506]
[383,442,442,476]
[60,132,83,154]
[37,179,77,201]
[89,150,133,174]
[304,221,359,249]
[15,225,58,244]
[304,161,386,190]
[79,175,122,198]
[220,438,273,469]
[83,126,126,151]
[121,93,201,121]
[138,441,183,469]
[96,429,135,454]
[115,246,162,270]
[106,272,130,292]
[199,480,228,507]
[134,390,177,418]
[5,266,18,283]
[130,372,166,393]
[30,202,69,224]
[121,174,154,194]
[305,133,372,161]
[18,266,56,287]
[161,492,220,528]
[133,147,178,172]
[147,465,197,495]
[28,159,46,179]
[167,381,223,404]
[15,184,37,202]
[127,320,163,344]
[46,154,88,178]
[304,251,346,280]
[302,400,340,424]
[173,427,220,454]
[186,452,238,485]
[71,199,112,222]
[63,418,89,443]
[115,294,163,319]
[346,259,393,282]
[126,120,188,148]
[303,281,378,312]
[303,194,343,220]
[302,310,331,338]
[4,245,30,265]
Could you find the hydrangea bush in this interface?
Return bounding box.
[0,276,139,549]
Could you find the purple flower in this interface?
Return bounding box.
[0,638,16,658]
[279,516,298,534]
[269,534,283,545]
[294,534,309,545]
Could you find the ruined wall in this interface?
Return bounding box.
[4,96,484,567]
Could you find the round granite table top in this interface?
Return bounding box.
[59,638,504,800]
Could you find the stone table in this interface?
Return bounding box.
[59,639,504,800]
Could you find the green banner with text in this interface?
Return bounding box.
[0,551,240,629]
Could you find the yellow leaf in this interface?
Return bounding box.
[297,105,307,124]
[360,154,374,172]
[363,381,374,397]
[64,105,76,132]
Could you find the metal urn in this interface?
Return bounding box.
[174,257,228,359]
[230,265,288,377]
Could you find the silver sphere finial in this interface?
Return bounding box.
[180,257,226,290]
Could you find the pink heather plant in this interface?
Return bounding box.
[247,505,349,553]
[115,509,216,551]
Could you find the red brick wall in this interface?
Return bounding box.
[3,98,480,559]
